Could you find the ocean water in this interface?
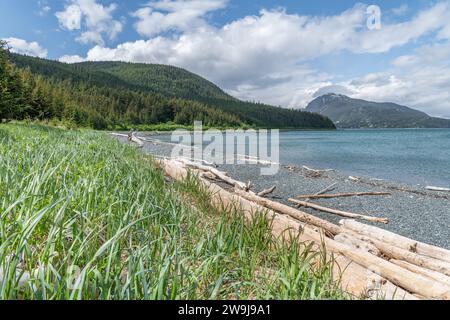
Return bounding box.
[278,129,450,187]
[156,128,450,187]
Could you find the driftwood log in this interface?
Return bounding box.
[233,188,342,236]
[321,237,450,299]
[160,159,419,300]
[157,158,450,299]
[334,233,381,256]
[177,158,248,190]
[288,199,389,224]
[390,260,450,287]
[340,219,450,263]
[360,237,450,277]
[297,192,391,200]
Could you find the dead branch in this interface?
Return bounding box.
[297,192,391,200]
[288,199,389,224]
[257,186,277,197]
[426,186,450,192]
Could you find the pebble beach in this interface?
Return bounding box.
[114,133,450,250]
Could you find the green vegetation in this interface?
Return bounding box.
[4,46,335,130]
[78,61,236,102]
[0,124,344,300]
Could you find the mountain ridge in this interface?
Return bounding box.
[9,53,335,130]
[305,93,450,129]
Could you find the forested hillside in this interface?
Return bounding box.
[2,42,335,130]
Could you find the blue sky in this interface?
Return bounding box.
[1,0,450,117]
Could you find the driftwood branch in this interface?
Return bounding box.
[302,165,334,173]
[315,183,338,195]
[257,186,276,197]
[303,182,338,202]
[288,199,389,224]
[176,159,248,190]
[297,192,391,200]
[130,133,144,148]
[426,186,450,192]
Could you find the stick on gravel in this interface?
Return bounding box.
[289,199,389,224]
[297,192,391,199]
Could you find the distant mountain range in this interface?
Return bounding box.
[306,93,450,129]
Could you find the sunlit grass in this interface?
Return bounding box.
[0,123,345,300]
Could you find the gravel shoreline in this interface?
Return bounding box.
[114,134,450,249]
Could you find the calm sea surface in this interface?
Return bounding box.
[278,129,450,187]
[157,129,450,187]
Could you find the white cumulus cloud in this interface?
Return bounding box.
[133,0,228,37]
[343,42,450,118]
[56,0,123,45]
[3,37,48,58]
[56,4,82,30]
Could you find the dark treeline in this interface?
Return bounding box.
[1,42,335,130]
[201,97,335,129]
[0,42,241,129]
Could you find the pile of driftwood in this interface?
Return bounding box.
[159,157,450,300]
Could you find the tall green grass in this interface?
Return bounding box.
[0,124,345,300]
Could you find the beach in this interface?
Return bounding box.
[113,133,450,250]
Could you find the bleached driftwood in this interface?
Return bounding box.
[426,186,450,192]
[340,219,450,263]
[302,166,335,173]
[314,183,338,196]
[175,158,247,190]
[130,134,144,148]
[322,237,450,300]
[288,199,389,224]
[257,186,276,197]
[233,188,342,236]
[159,158,418,300]
[110,132,144,148]
[390,260,450,287]
[297,192,391,200]
[198,166,449,299]
[334,233,381,256]
[303,183,338,202]
[178,157,216,166]
[364,238,450,277]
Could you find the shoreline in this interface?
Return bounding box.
[113,134,450,250]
